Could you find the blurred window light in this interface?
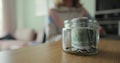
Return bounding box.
[0,0,2,8]
[35,0,54,16]
[35,0,48,16]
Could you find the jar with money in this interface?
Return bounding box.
[62,17,99,55]
[71,17,99,55]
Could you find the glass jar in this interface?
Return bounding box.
[62,17,99,56]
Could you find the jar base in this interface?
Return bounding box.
[64,48,99,56]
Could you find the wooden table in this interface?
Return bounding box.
[0,39,120,63]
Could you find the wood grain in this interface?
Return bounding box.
[0,39,120,63]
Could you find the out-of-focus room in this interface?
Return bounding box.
[0,0,120,63]
[0,0,98,50]
[0,0,120,50]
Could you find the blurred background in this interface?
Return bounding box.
[0,0,120,39]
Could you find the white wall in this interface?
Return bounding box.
[16,0,46,31]
[81,0,96,17]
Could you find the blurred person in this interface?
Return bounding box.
[45,0,106,42]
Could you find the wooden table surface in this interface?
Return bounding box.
[0,39,120,63]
